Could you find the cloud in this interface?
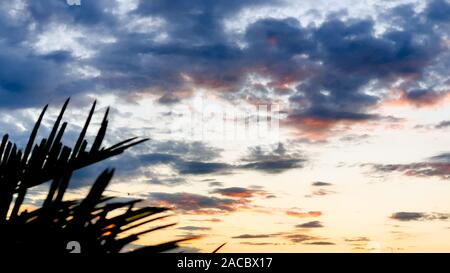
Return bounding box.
[209,181,224,187]
[211,187,272,198]
[367,151,450,180]
[232,234,272,239]
[190,218,223,223]
[239,242,279,246]
[296,221,324,228]
[285,234,319,243]
[136,141,305,177]
[390,211,450,221]
[2,0,449,142]
[177,226,212,231]
[371,162,450,179]
[72,141,305,189]
[305,189,336,198]
[157,94,181,105]
[240,143,306,173]
[311,181,333,187]
[344,237,370,242]
[435,120,450,129]
[148,140,223,161]
[286,210,322,218]
[148,192,249,214]
[383,89,450,108]
[305,181,336,197]
[177,161,232,175]
[339,134,371,142]
[304,241,335,245]
[425,0,450,22]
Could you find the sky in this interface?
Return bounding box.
[1,0,450,252]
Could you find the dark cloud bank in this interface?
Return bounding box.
[1,0,450,136]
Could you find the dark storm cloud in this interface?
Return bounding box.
[139,152,231,175]
[240,159,303,173]
[157,94,181,105]
[136,142,305,177]
[134,0,279,43]
[425,0,450,22]
[68,140,305,188]
[148,140,223,161]
[89,0,280,99]
[1,0,450,141]
[0,43,79,108]
[286,6,445,132]
[390,211,450,221]
[0,0,118,108]
[26,0,117,27]
[177,161,232,175]
[66,140,225,187]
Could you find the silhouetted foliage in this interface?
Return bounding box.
[0,99,190,253]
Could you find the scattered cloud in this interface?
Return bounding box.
[390,212,450,221]
[366,151,450,180]
[305,189,336,198]
[435,120,450,129]
[240,143,306,173]
[311,181,333,187]
[304,241,335,245]
[211,187,273,198]
[286,210,322,218]
[344,237,370,242]
[285,234,319,243]
[148,192,250,214]
[305,181,336,197]
[240,242,280,246]
[296,221,324,228]
[232,234,272,239]
[177,226,212,231]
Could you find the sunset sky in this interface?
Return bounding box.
[1,0,450,252]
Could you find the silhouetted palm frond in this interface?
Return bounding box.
[0,99,190,253]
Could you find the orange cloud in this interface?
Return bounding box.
[286,210,322,218]
[283,116,370,141]
[382,88,450,108]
